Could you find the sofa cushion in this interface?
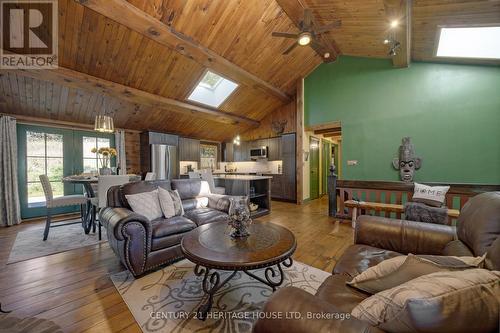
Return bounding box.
[457,191,500,256]
[351,269,500,333]
[151,216,196,239]
[182,197,209,211]
[315,274,371,313]
[333,244,402,278]
[151,233,185,251]
[120,180,171,208]
[171,179,211,200]
[184,208,229,226]
[347,254,484,294]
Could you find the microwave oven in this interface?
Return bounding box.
[250,147,268,159]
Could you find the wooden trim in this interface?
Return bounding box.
[314,128,341,135]
[296,78,304,204]
[2,67,260,127]
[74,0,291,103]
[337,180,500,196]
[384,0,411,68]
[323,133,342,138]
[305,121,341,132]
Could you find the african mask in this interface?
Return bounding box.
[392,137,422,182]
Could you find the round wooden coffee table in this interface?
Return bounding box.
[181,221,296,320]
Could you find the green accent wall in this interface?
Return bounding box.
[305,56,500,184]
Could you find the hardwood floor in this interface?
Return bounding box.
[0,197,353,332]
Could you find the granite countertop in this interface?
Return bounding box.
[213,175,273,180]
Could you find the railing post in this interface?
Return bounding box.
[327,165,337,217]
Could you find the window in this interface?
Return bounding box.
[200,144,218,170]
[83,136,111,173]
[187,71,238,108]
[26,131,64,206]
[436,26,500,59]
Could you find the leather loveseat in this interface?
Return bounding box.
[100,179,235,277]
[253,192,500,333]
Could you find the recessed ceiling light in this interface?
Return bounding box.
[390,20,399,28]
[437,26,500,59]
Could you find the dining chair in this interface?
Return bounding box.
[90,175,130,240]
[199,170,226,195]
[188,171,201,179]
[145,172,156,181]
[39,175,88,241]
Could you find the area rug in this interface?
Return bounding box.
[7,222,106,264]
[111,259,330,333]
[0,314,62,333]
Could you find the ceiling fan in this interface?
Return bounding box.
[272,8,341,57]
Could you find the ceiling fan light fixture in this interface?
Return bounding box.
[324,52,330,58]
[298,32,312,46]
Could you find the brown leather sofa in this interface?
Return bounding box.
[253,192,500,333]
[100,179,234,277]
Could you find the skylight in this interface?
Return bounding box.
[436,27,500,59]
[187,71,238,108]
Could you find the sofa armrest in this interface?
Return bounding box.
[206,194,247,213]
[99,207,151,241]
[253,287,383,333]
[355,215,456,255]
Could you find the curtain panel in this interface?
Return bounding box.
[0,116,21,227]
[115,130,127,175]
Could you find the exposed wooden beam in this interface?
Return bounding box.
[1,67,260,127]
[384,0,411,68]
[275,0,341,62]
[305,121,341,132]
[74,0,291,103]
[314,128,341,135]
[296,78,304,204]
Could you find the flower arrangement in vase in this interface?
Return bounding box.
[91,147,117,175]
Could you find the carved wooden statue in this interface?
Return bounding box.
[393,137,422,182]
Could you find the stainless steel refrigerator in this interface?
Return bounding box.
[150,144,178,180]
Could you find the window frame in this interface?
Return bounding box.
[186,69,239,108]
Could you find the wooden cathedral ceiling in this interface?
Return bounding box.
[1,0,499,141]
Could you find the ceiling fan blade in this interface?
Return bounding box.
[310,39,327,54]
[314,20,342,34]
[272,32,299,39]
[283,42,298,55]
[303,8,312,28]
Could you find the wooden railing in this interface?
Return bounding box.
[334,180,500,225]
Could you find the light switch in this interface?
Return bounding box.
[347,160,358,166]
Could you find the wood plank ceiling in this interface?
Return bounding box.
[1,0,498,141]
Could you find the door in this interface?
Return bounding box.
[309,137,320,200]
[321,140,332,195]
[17,125,115,219]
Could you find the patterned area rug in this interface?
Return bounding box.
[111,259,330,333]
[7,222,106,264]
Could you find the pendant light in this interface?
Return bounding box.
[94,98,115,133]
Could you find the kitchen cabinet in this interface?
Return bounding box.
[179,137,200,162]
[222,142,234,162]
[234,141,248,162]
[140,131,179,175]
[280,133,296,201]
[267,137,281,161]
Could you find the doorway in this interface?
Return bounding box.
[321,139,332,195]
[309,137,320,200]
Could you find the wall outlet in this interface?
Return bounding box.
[347,160,358,166]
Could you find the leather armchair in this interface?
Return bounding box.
[254,192,500,333]
[100,179,239,277]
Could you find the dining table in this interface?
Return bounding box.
[62,175,141,234]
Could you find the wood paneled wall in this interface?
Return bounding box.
[124,130,141,174]
[241,99,297,141]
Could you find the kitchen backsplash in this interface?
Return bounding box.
[218,160,283,174]
[179,161,199,175]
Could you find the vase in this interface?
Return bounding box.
[228,197,252,238]
[99,167,112,175]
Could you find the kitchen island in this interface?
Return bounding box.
[214,175,272,218]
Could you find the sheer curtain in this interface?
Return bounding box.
[0,116,21,226]
[115,129,127,175]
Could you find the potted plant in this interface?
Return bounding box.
[91,147,117,175]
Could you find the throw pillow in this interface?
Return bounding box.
[125,190,162,221]
[412,182,450,207]
[347,254,485,294]
[169,189,185,216]
[351,269,500,333]
[158,187,176,218]
[403,201,448,224]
